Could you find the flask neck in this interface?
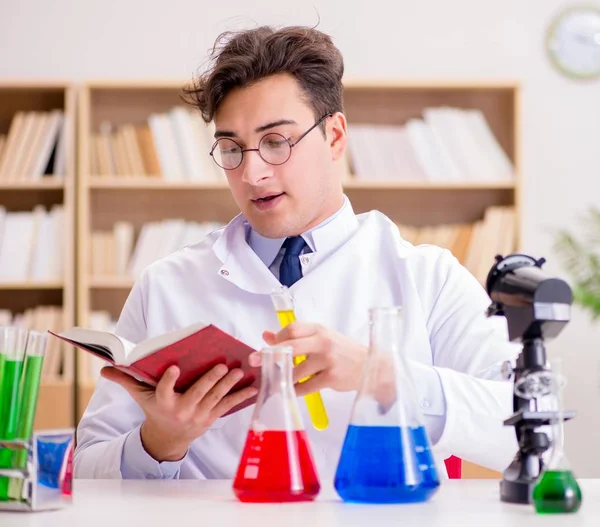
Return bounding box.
[259,347,296,399]
[363,307,410,412]
[251,346,304,431]
[547,359,569,470]
[369,307,404,359]
[352,306,426,429]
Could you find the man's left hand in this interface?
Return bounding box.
[248,322,368,396]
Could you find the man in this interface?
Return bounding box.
[74,25,518,480]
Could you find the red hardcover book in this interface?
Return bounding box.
[49,322,260,415]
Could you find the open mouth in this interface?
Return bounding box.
[252,193,284,203]
[251,192,285,211]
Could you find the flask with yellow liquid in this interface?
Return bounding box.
[270,286,329,431]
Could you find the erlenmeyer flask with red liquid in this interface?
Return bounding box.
[232,345,320,503]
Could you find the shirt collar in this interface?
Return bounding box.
[247,228,285,270]
[247,195,358,269]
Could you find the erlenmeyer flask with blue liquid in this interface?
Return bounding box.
[334,306,440,503]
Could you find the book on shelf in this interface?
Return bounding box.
[0,305,71,383]
[346,106,514,182]
[0,110,69,181]
[90,106,226,182]
[0,205,64,282]
[398,205,516,284]
[88,104,511,184]
[90,219,224,279]
[51,321,260,415]
[90,206,515,284]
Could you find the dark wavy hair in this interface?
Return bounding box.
[182,25,344,133]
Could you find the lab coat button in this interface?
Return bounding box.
[420,399,431,409]
[220,269,229,276]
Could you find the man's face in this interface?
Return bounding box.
[214,73,347,238]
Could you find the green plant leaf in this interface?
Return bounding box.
[554,231,589,282]
[573,284,600,320]
[585,207,600,247]
[553,206,600,321]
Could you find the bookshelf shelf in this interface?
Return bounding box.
[0,282,64,290]
[0,179,64,190]
[89,177,228,190]
[344,180,516,190]
[0,81,76,431]
[87,177,516,191]
[89,276,135,289]
[342,78,520,90]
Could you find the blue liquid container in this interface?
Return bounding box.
[335,425,439,503]
[335,307,441,504]
[37,433,73,489]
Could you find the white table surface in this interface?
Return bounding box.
[0,479,597,527]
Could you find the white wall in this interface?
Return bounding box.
[2,0,600,475]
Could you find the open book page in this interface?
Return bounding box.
[52,327,134,364]
[127,321,209,364]
[124,323,259,415]
[52,322,260,416]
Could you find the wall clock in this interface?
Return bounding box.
[546,4,600,80]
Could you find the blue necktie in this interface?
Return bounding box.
[279,236,307,287]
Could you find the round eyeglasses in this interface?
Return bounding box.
[209,113,332,170]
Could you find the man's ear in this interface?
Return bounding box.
[327,112,348,162]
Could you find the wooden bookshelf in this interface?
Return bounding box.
[76,80,522,478]
[0,81,76,430]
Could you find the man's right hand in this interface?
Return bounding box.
[100,364,257,462]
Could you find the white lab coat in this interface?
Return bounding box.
[74,209,519,480]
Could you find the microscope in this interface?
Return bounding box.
[485,253,575,504]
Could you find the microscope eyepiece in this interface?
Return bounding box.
[485,254,573,342]
[485,254,545,300]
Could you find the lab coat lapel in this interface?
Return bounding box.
[287,212,415,350]
[212,214,281,294]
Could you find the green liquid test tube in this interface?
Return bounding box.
[8,331,47,501]
[0,327,28,501]
[0,350,5,427]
